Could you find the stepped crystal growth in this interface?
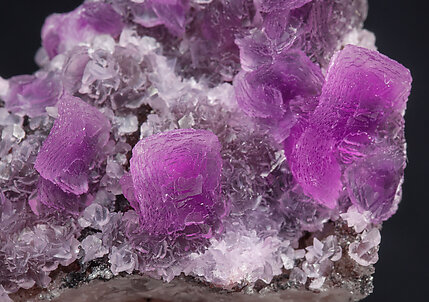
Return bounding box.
[0,0,411,301]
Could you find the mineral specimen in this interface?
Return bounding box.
[0,0,412,301]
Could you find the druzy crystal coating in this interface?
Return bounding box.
[122,129,223,238]
[0,0,412,300]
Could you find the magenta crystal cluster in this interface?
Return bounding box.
[0,0,412,300]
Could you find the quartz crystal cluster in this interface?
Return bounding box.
[0,0,412,301]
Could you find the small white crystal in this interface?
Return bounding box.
[187,228,288,286]
[178,112,195,128]
[340,205,372,233]
[12,125,25,142]
[281,245,304,270]
[0,161,11,181]
[109,246,137,275]
[349,228,381,266]
[116,115,138,135]
[0,77,9,99]
[92,35,116,54]
[106,157,125,179]
[340,29,377,51]
[45,106,59,118]
[81,235,109,263]
[309,276,326,290]
[289,267,307,284]
[79,204,111,230]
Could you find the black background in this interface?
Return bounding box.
[0,1,427,301]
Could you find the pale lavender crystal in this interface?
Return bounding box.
[3,72,62,117]
[42,2,123,58]
[254,0,313,12]
[122,129,224,239]
[111,0,190,36]
[181,0,254,80]
[34,95,110,195]
[284,45,411,213]
[236,0,368,71]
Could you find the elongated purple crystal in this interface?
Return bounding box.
[122,129,223,238]
[285,45,411,211]
[34,95,110,195]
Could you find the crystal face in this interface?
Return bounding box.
[122,128,224,238]
[34,94,111,196]
[0,0,412,301]
[284,45,411,211]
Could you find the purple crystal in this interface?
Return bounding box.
[34,94,110,195]
[234,49,324,142]
[42,2,123,58]
[285,45,411,211]
[112,0,190,36]
[254,0,313,12]
[237,0,368,70]
[122,129,224,238]
[31,177,94,216]
[3,72,62,117]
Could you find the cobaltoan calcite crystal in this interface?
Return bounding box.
[0,0,411,301]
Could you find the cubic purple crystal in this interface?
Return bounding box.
[122,129,223,238]
[284,45,411,212]
[34,94,110,195]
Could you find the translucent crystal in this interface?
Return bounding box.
[349,228,381,266]
[81,234,109,263]
[284,45,411,211]
[42,2,123,58]
[123,129,224,239]
[34,94,111,195]
[2,72,62,117]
